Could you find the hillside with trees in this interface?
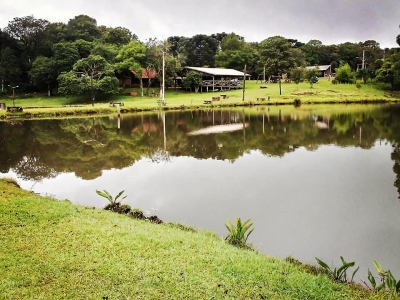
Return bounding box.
[1,14,400,100]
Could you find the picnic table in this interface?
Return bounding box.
[6,106,23,112]
[203,100,212,104]
[109,102,124,107]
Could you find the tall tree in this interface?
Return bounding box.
[100,26,137,46]
[66,15,101,42]
[215,34,254,71]
[0,47,21,91]
[29,56,57,96]
[337,42,362,70]
[301,39,323,66]
[375,52,400,90]
[91,42,118,63]
[52,42,80,74]
[258,36,296,78]
[58,55,119,105]
[4,15,50,63]
[182,34,219,67]
[115,40,146,96]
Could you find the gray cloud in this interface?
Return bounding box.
[1,0,399,47]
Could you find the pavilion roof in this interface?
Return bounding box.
[305,65,331,71]
[185,66,250,77]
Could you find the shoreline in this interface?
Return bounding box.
[1,98,399,121]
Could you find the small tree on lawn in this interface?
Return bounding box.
[304,67,319,88]
[183,71,202,93]
[290,67,304,88]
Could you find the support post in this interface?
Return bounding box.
[242,65,246,101]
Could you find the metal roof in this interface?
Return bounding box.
[185,66,250,77]
[305,65,331,71]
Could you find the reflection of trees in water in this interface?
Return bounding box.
[15,155,57,181]
[391,145,400,199]
[2,107,400,187]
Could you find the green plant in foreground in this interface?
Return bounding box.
[366,259,400,295]
[96,190,127,211]
[225,218,254,249]
[315,256,359,283]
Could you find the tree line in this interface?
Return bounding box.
[1,14,400,100]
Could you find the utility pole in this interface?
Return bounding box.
[279,76,282,95]
[362,50,365,70]
[242,65,246,101]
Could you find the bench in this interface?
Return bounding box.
[157,100,166,105]
[257,97,266,101]
[260,85,268,89]
[109,102,124,107]
[6,106,23,112]
[203,100,212,104]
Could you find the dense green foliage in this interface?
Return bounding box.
[335,63,356,84]
[1,13,399,100]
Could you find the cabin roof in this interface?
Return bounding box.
[305,65,331,71]
[185,66,250,77]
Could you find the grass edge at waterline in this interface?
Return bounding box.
[0,178,392,299]
[1,78,399,120]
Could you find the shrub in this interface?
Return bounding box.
[96,190,127,212]
[225,218,254,249]
[335,64,356,84]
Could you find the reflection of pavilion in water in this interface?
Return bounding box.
[310,115,330,129]
[188,110,248,135]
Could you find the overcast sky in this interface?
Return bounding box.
[1,0,399,48]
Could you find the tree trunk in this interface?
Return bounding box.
[140,77,144,97]
[47,84,51,97]
[90,75,95,106]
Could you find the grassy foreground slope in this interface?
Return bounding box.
[0,179,389,299]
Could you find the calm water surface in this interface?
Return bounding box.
[1,104,400,280]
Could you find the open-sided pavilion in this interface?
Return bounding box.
[185,67,251,92]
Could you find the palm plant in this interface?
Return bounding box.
[225,218,254,249]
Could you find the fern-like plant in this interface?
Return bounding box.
[315,256,359,283]
[225,218,254,249]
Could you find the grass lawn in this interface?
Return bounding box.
[0,179,393,299]
[0,78,398,120]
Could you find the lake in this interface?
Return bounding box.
[1,104,400,281]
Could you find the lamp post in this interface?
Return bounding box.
[8,85,19,107]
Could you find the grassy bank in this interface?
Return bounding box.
[0,179,392,299]
[0,78,399,120]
